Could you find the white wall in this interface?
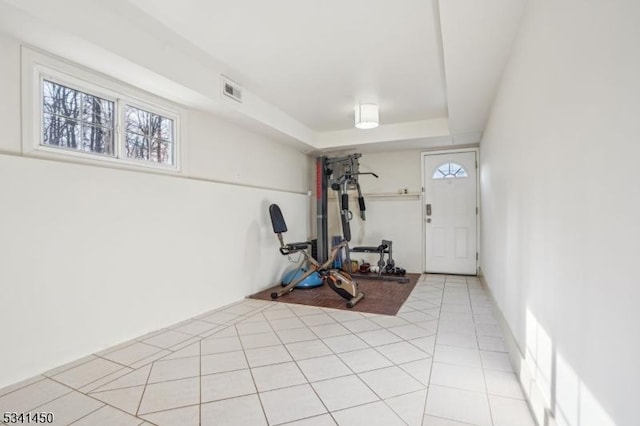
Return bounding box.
[0,33,311,388]
[480,1,640,425]
[0,34,21,153]
[325,150,424,273]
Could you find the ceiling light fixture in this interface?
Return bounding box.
[354,104,379,129]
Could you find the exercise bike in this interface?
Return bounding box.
[269,204,365,308]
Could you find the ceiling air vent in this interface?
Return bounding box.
[222,76,242,103]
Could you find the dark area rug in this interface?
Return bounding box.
[249,273,419,316]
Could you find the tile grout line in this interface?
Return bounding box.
[134,357,154,418]
[13,377,75,413]
[62,403,105,425]
[467,275,496,426]
[420,274,446,424]
[371,273,437,426]
[265,306,338,423]
[293,306,427,382]
[265,300,404,424]
[426,413,478,425]
[235,321,272,425]
[121,303,271,421]
[282,280,430,424]
[39,375,155,426]
[0,302,273,423]
[79,367,137,394]
[198,339,202,426]
[0,376,48,400]
[94,350,162,370]
[64,398,126,425]
[41,355,99,380]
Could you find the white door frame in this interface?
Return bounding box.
[421,147,480,274]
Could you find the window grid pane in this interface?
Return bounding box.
[43,113,80,149]
[82,125,113,155]
[125,105,174,165]
[432,162,468,180]
[82,93,114,127]
[150,139,174,165]
[125,133,149,161]
[43,80,80,119]
[42,80,115,157]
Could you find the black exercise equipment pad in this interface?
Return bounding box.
[269,204,288,233]
[351,245,389,253]
[285,242,310,250]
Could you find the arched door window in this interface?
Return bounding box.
[432,162,468,179]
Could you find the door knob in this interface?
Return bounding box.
[426,218,431,223]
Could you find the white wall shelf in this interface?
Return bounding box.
[328,192,421,200]
[364,192,421,199]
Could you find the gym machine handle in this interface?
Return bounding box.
[340,192,352,241]
[358,197,366,213]
[341,193,349,211]
[356,182,366,221]
[341,213,352,242]
[354,172,379,179]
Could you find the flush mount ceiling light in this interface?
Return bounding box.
[354,104,379,129]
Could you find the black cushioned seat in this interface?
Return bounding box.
[351,244,389,253]
[286,242,310,250]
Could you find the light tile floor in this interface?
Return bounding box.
[0,275,536,425]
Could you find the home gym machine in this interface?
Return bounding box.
[316,154,408,283]
[269,204,365,308]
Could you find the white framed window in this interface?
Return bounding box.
[22,48,183,173]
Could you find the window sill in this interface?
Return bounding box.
[23,147,183,177]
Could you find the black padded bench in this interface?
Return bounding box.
[346,239,408,283]
[350,240,394,270]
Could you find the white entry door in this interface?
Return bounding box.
[423,151,477,274]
